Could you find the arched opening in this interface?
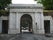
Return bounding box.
[20,14,33,33]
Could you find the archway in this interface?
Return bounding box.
[20,14,33,33]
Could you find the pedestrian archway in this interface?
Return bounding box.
[20,14,33,33]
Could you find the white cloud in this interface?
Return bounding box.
[12,0,37,4]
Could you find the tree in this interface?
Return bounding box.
[37,0,53,10]
[0,0,11,16]
[0,0,11,10]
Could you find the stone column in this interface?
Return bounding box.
[16,13,20,33]
[39,13,44,34]
[32,14,36,34]
[0,17,2,33]
[34,12,41,34]
[34,12,44,34]
[49,16,53,33]
[8,12,17,34]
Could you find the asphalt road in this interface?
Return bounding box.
[0,33,53,40]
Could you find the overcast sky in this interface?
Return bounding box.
[12,0,37,4]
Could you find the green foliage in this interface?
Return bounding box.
[0,10,9,16]
[37,0,53,10]
[0,0,11,10]
[0,0,11,16]
[35,0,37,1]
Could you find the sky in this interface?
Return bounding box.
[12,0,37,4]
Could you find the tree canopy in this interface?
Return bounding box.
[0,0,11,10]
[0,0,11,16]
[37,0,53,10]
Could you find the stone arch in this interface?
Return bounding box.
[20,14,33,33]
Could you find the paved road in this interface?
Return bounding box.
[0,33,53,40]
[10,33,38,40]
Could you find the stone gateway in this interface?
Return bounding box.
[8,4,44,34]
[0,4,53,34]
